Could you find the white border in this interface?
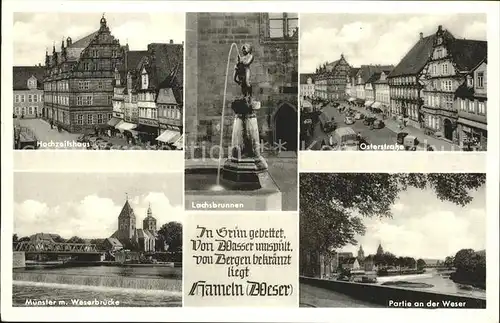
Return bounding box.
[2,1,499,322]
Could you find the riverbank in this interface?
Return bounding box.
[450,272,486,290]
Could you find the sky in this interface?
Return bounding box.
[13,13,185,66]
[14,172,183,239]
[340,183,486,260]
[300,14,487,73]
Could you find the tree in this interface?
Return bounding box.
[67,236,85,244]
[52,235,66,243]
[18,236,31,242]
[444,256,455,268]
[300,173,485,255]
[383,252,397,267]
[90,239,105,250]
[417,258,426,270]
[158,222,182,251]
[13,234,18,243]
[454,249,477,271]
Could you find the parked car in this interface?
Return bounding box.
[354,112,365,120]
[363,116,377,126]
[344,116,355,125]
[370,119,385,130]
[397,132,409,145]
[403,135,420,151]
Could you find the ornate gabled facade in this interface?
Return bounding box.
[388,32,436,128]
[355,65,394,104]
[13,66,45,118]
[314,54,351,101]
[111,42,184,148]
[420,25,487,143]
[44,16,124,133]
[455,58,487,149]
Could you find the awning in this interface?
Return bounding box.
[371,102,382,109]
[348,97,356,102]
[156,129,180,143]
[457,117,487,131]
[172,135,184,149]
[107,117,121,127]
[365,101,374,107]
[116,121,137,131]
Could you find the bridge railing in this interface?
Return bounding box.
[13,241,98,253]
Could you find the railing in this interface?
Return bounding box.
[14,241,98,253]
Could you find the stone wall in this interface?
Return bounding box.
[185,13,298,157]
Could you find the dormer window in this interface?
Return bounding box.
[27,76,37,89]
[437,37,443,45]
[141,68,149,90]
[467,75,473,88]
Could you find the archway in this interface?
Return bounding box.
[444,118,453,141]
[273,102,298,152]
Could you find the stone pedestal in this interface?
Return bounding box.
[221,98,269,190]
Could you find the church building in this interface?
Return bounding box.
[110,198,163,252]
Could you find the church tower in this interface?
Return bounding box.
[357,245,365,261]
[118,195,136,239]
[143,203,157,234]
[376,242,384,255]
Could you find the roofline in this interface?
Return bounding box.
[468,56,488,73]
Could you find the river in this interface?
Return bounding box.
[380,269,486,299]
[13,265,182,307]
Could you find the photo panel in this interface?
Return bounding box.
[184,12,299,212]
[299,13,487,152]
[299,172,486,309]
[183,212,299,307]
[12,172,183,307]
[13,12,184,151]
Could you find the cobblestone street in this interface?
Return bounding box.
[16,118,82,150]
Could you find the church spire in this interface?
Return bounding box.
[147,203,152,217]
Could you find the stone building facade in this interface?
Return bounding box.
[44,16,123,133]
[346,67,359,99]
[314,54,350,101]
[13,66,45,118]
[185,13,299,155]
[455,58,487,149]
[420,25,487,142]
[388,32,435,128]
[300,73,315,99]
[355,65,393,105]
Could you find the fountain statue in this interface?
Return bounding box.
[185,42,282,211]
[220,43,270,190]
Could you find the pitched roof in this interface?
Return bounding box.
[349,68,360,78]
[357,65,394,83]
[448,38,487,71]
[69,31,99,49]
[30,233,55,242]
[342,257,358,265]
[13,66,45,90]
[300,73,315,84]
[118,200,135,218]
[106,238,123,247]
[389,35,436,77]
[366,72,382,84]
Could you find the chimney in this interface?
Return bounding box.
[419,32,423,40]
[169,39,173,44]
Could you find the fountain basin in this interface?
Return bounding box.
[185,160,282,211]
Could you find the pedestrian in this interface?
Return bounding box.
[50,120,53,129]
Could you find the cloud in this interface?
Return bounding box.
[342,199,486,259]
[14,193,183,239]
[12,13,184,66]
[300,14,487,73]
